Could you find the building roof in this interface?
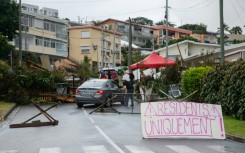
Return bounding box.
[96,18,155,29]
[226,34,245,41]
[22,10,68,24]
[214,42,245,53]
[68,26,122,36]
[151,26,192,34]
[155,40,220,53]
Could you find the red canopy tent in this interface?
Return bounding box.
[130,52,176,70]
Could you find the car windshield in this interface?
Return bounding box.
[80,80,105,88]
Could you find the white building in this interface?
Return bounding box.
[155,40,220,61]
[18,3,69,64]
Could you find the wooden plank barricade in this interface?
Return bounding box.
[141,101,226,139]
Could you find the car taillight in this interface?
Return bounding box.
[96,90,105,95]
[75,89,80,95]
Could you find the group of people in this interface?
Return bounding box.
[122,70,135,107]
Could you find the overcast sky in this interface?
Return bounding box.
[23,0,245,33]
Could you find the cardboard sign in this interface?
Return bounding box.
[141,101,225,139]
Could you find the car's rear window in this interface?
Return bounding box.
[81,80,105,88]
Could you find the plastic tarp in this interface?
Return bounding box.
[130,52,176,70]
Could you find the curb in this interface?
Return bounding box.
[1,103,17,121]
[226,134,245,143]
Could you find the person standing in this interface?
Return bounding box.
[123,70,134,107]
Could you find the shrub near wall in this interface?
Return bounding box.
[181,66,212,102]
[201,60,245,120]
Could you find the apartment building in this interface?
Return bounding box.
[191,32,218,44]
[97,18,153,47]
[18,3,68,64]
[151,26,192,46]
[68,26,122,71]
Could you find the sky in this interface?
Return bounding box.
[22,0,245,33]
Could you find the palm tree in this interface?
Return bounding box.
[217,23,230,33]
[230,26,242,34]
[155,20,176,27]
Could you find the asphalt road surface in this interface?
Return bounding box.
[0,103,244,153]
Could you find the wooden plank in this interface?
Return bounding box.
[9,121,58,128]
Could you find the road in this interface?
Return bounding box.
[0,103,244,153]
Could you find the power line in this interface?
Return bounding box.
[173,0,207,10]
[172,0,215,12]
[23,0,109,3]
[235,0,245,12]
[231,0,244,25]
[93,7,163,19]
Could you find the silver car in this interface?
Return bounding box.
[75,79,125,108]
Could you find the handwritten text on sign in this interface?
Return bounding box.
[141,102,225,139]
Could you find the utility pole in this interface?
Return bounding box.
[128,17,132,70]
[219,0,225,64]
[112,24,116,67]
[18,0,22,67]
[165,0,169,58]
[101,28,104,68]
[152,36,155,51]
[24,15,27,52]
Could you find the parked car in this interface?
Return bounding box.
[75,79,125,108]
[99,68,119,84]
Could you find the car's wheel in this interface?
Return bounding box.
[77,103,84,108]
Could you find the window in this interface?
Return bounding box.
[51,22,56,32]
[51,39,56,48]
[81,31,89,38]
[44,38,50,47]
[35,36,43,46]
[34,19,43,29]
[55,41,67,52]
[81,46,90,54]
[116,52,120,59]
[44,21,50,30]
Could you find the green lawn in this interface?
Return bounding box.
[0,101,15,121]
[223,116,245,138]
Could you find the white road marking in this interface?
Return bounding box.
[95,125,125,153]
[39,147,61,153]
[125,145,155,153]
[166,145,201,153]
[83,145,109,153]
[84,110,95,123]
[0,151,18,153]
[208,146,234,153]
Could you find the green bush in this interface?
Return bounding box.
[181,66,212,102]
[0,60,13,97]
[201,60,245,120]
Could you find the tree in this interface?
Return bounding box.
[121,48,147,66]
[217,23,230,34]
[160,36,199,48]
[230,26,242,34]
[76,56,92,82]
[0,35,14,60]
[92,20,102,25]
[0,0,19,40]
[179,23,207,34]
[126,17,153,26]
[155,20,176,27]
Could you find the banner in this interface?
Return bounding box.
[141,101,225,139]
